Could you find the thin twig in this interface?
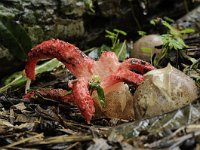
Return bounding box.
[64,142,80,150]
[145,125,200,149]
[169,131,200,149]
[190,58,200,70]
[4,133,44,148]
[33,135,92,145]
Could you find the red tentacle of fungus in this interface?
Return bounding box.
[71,77,95,123]
[23,88,74,103]
[25,39,94,80]
[119,58,156,74]
[23,79,95,124]
[100,58,155,89]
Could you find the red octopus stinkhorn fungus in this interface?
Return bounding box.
[24,39,155,123]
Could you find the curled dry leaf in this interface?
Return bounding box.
[134,64,199,119]
[131,34,163,61]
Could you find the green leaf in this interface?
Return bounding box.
[162,21,177,34]
[116,40,127,61]
[105,34,116,39]
[150,19,156,26]
[105,29,127,59]
[137,31,147,37]
[96,86,105,107]
[141,47,152,53]
[163,16,174,23]
[180,28,195,34]
[161,34,187,51]
[113,29,127,36]
[97,44,110,56]
[84,0,95,13]
[0,17,32,61]
[89,75,106,107]
[0,58,63,93]
[105,30,116,36]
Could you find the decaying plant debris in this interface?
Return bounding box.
[0,69,199,149]
[0,51,199,150]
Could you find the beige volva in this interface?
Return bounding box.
[93,64,198,121]
[131,34,163,61]
[93,82,135,120]
[134,64,198,119]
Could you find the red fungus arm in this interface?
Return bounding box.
[71,77,95,123]
[25,39,94,80]
[23,88,74,103]
[23,83,95,123]
[119,58,155,74]
[101,69,144,88]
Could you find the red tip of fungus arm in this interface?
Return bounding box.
[25,59,37,80]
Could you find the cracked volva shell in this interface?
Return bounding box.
[134,64,199,119]
[93,82,135,120]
